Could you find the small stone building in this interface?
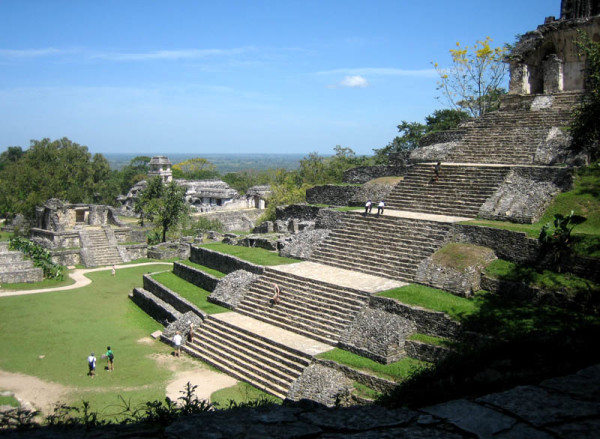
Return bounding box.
[148,155,173,183]
[507,0,600,95]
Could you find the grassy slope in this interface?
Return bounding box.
[199,243,300,266]
[0,265,182,413]
[151,271,228,314]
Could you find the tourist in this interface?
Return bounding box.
[270,283,281,306]
[105,346,114,371]
[433,161,442,182]
[111,265,116,276]
[364,199,372,215]
[377,200,385,216]
[173,331,182,357]
[187,322,194,343]
[87,352,97,377]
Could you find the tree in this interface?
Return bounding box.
[0,138,114,218]
[434,37,508,117]
[153,181,189,243]
[172,157,219,180]
[134,176,164,227]
[118,156,151,194]
[424,109,471,132]
[569,31,600,161]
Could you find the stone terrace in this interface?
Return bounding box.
[0,242,43,284]
[310,212,453,282]
[385,163,510,218]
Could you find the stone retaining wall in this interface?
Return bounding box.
[173,261,220,292]
[369,296,461,339]
[122,244,147,261]
[50,249,81,266]
[305,184,396,208]
[315,358,397,394]
[142,274,207,319]
[190,245,264,275]
[0,268,43,284]
[343,165,408,184]
[405,340,452,363]
[129,287,181,324]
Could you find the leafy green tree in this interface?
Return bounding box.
[424,109,471,132]
[152,181,189,243]
[570,31,600,161]
[539,211,587,272]
[0,138,114,218]
[434,37,507,117]
[118,156,151,194]
[172,157,219,180]
[373,121,427,164]
[134,176,164,227]
[0,146,24,171]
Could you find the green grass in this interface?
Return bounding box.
[408,333,457,349]
[432,243,494,270]
[376,284,478,321]
[151,271,228,314]
[317,348,428,382]
[352,381,382,400]
[210,382,282,408]
[485,259,599,296]
[0,264,180,414]
[0,231,12,242]
[199,243,300,266]
[1,275,76,292]
[178,259,226,278]
[0,395,20,407]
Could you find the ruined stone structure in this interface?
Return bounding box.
[148,155,172,182]
[30,199,146,267]
[127,4,599,414]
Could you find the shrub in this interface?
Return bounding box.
[8,236,64,279]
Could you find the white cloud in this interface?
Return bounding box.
[318,67,437,78]
[0,48,66,58]
[91,47,253,61]
[339,75,368,88]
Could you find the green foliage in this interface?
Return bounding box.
[9,236,64,279]
[434,37,508,117]
[172,157,219,180]
[0,138,117,218]
[373,109,470,164]
[183,216,224,236]
[569,31,600,161]
[222,169,276,194]
[539,211,587,271]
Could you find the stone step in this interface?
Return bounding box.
[0,260,34,272]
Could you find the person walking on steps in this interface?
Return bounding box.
[364,199,372,215]
[377,200,385,216]
[270,283,281,306]
[433,161,442,182]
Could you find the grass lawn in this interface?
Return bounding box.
[178,259,226,278]
[151,271,229,314]
[199,243,300,266]
[210,382,281,408]
[376,284,478,321]
[0,264,184,416]
[1,275,76,292]
[317,348,427,382]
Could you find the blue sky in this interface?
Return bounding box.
[0,0,560,156]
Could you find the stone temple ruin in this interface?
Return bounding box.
[30,199,146,267]
[128,2,600,412]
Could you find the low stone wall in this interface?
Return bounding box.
[0,267,43,284]
[449,224,539,264]
[173,261,220,292]
[129,287,181,324]
[278,229,330,260]
[190,245,264,275]
[306,184,396,208]
[147,242,188,260]
[287,363,353,407]
[30,228,80,249]
[315,358,397,394]
[200,209,264,232]
[50,249,81,266]
[343,165,408,184]
[275,204,323,221]
[369,296,461,339]
[142,275,207,319]
[122,244,147,261]
[405,340,452,363]
[338,308,417,364]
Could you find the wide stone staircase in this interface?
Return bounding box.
[79,228,124,267]
[444,93,579,165]
[183,314,313,399]
[310,212,452,282]
[385,163,510,218]
[236,267,371,345]
[0,242,43,284]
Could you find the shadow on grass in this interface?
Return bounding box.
[379,290,600,409]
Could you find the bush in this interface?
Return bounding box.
[8,237,64,279]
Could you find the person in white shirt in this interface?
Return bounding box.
[173,331,183,357]
[377,200,385,216]
[87,352,97,377]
